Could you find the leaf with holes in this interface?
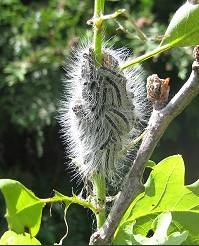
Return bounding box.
[113,212,188,245]
[0,179,45,236]
[160,1,199,47]
[113,155,199,245]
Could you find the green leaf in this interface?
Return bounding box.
[113,221,138,245]
[160,1,199,47]
[0,179,45,236]
[120,1,199,69]
[114,155,199,245]
[133,212,188,245]
[0,231,41,245]
[113,212,188,245]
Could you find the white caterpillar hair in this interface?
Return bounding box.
[58,40,150,186]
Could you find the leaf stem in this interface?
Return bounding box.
[92,173,106,229]
[124,11,148,41]
[41,192,97,214]
[93,0,105,64]
[120,43,172,70]
[90,0,107,229]
[120,23,199,70]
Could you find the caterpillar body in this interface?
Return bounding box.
[59,42,149,186]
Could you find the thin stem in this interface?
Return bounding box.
[41,192,97,214]
[120,43,172,70]
[101,9,126,21]
[117,131,146,160]
[120,24,199,70]
[124,11,148,41]
[92,173,106,229]
[93,0,105,64]
[91,0,107,229]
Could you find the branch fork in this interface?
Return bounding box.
[87,9,126,27]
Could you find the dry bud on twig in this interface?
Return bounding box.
[147,74,170,109]
[193,45,199,62]
[188,0,199,5]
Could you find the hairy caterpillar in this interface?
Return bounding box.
[58,41,149,186]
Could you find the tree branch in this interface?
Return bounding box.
[89,52,199,245]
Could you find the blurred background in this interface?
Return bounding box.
[0,0,199,244]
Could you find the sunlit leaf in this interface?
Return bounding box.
[161,1,199,47]
[0,231,41,245]
[121,1,199,68]
[133,212,188,245]
[113,212,188,245]
[114,155,199,245]
[0,179,45,236]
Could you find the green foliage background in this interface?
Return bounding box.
[0,0,199,244]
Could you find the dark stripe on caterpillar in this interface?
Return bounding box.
[110,108,130,130]
[105,113,122,135]
[100,131,113,150]
[105,148,110,171]
[105,76,122,106]
[96,86,107,118]
[99,66,125,80]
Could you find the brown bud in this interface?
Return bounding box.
[188,0,199,4]
[193,45,199,62]
[147,74,170,105]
